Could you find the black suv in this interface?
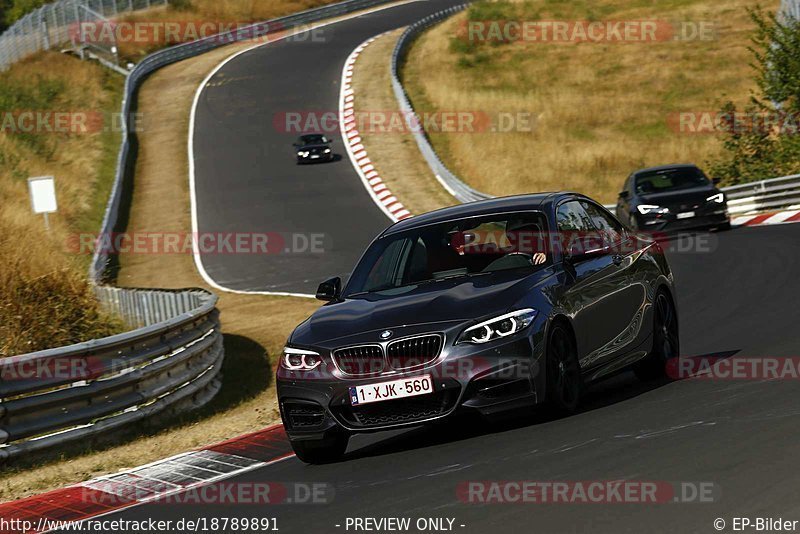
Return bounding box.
[616,164,730,232]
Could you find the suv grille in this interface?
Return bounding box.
[387,334,443,370]
[333,345,384,376]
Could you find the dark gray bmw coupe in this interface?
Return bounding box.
[277,193,678,463]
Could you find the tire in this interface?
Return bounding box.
[634,291,679,381]
[290,432,349,464]
[715,222,732,232]
[546,323,582,415]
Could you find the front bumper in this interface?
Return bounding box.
[296,152,333,163]
[636,207,729,232]
[277,332,544,441]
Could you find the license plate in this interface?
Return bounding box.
[350,375,433,406]
[311,154,320,159]
[677,211,695,219]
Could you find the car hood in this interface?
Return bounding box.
[639,185,721,209]
[298,143,330,150]
[290,267,556,346]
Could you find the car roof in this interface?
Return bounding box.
[382,192,568,236]
[631,163,700,176]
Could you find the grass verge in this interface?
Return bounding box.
[349,29,457,215]
[402,0,778,204]
[0,53,126,356]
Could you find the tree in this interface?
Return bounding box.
[708,8,800,184]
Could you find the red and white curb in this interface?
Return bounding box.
[0,424,292,533]
[732,209,800,227]
[339,34,413,223]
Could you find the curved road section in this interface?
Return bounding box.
[192,0,463,294]
[76,2,800,533]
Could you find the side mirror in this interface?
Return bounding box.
[618,190,630,199]
[316,277,341,302]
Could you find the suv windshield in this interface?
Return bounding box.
[345,211,549,295]
[635,167,709,194]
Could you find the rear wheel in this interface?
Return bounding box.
[546,324,582,415]
[290,432,349,464]
[634,291,679,381]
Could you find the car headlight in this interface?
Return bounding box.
[457,309,537,345]
[324,148,331,153]
[706,193,724,204]
[637,204,669,215]
[282,347,322,371]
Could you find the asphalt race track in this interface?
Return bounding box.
[99,2,800,533]
[65,223,800,533]
[192,0,463,294]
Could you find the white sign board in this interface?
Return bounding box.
[28,176,57,214]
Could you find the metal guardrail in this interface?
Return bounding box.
[390,3,490,204]
[392,3,800,214]
[0,0,169,71]
[90,0,402,282]
[723,174,800,214]
[0,287,222,461]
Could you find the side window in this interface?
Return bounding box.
[556,201,593,232]
[581,201,624,245]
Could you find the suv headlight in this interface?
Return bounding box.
[706,193,724,203]
[282,347,322,371]
[637,204,669,215]
[457,309,537,345]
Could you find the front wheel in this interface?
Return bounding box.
[290,432,349,464]
[634,291,679,381]
[546,324,582,415]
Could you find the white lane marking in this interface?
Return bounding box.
[188,1,425,297]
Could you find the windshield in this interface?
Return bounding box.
[635,167,709,194]
[345,211,549,295]
[298,134,328,145]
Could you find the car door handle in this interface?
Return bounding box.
[612,254,624,266]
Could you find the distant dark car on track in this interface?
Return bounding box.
[277,192,679,463]
[293,133,334,163]
[616,164,730,232]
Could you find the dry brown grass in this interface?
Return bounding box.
[350,29,457,215]
[0,53,124,355]
[403,0,779,204]
[116,0,341,61]
[0,13,341,500]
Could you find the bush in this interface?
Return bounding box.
[708,8,800,185]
